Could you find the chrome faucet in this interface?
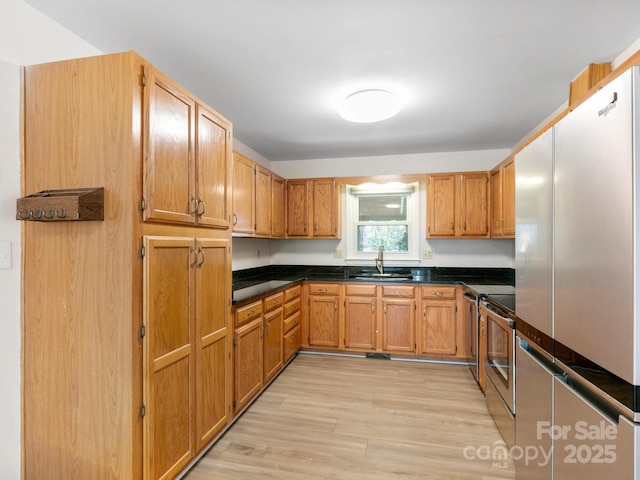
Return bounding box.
[376,245,384,274]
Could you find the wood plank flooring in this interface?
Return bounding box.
[183,353,515,480]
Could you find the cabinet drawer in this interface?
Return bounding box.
[284,310,301,334]
[421,286,456,299]
[345,283,377,297]
[284,284,301,303]
[284,323,301,363]
[283,297,301,318]
[235,300,263,326]
[308,283,340,295]
[264,291,284,312]
[381,285,415,297]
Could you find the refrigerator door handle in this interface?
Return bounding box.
[555,371,623,426]
[517,336,555,373]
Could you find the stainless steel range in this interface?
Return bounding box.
[463,284,514,383]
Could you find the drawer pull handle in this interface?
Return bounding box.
[319,288,327,293]
[247,310,255,316]
[433,291,443,296]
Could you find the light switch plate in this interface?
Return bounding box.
[0,241,12,269]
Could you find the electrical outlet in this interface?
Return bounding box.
[333,248,343,258]
[423,249,433,260]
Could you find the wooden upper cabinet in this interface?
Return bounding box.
[232,151,256,235]
[490,156,515,238]
[427,174,456,237]
[195,105,232,229]
[271,174,286,238]
[312,178,340,238]
[458,172,489,237]
[143,67,231,229]
[427,172,489,238]
[286,178,340,238]
[286,180,310,237]
[501,157,516,237]
[143,67,196,225]
[255,164,272,237]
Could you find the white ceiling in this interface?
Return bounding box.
[25,0,640,161]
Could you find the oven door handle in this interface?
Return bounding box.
[482,301,515,328]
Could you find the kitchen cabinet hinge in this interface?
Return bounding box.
[141,74,146,88]
[140,404,146,418]
[140,245,145,258]
[140,323,146,338]
[140,197,146,211]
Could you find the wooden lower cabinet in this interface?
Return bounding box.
[234,312,264,413]
[478,311,487,393]
[381,285,416,353]
[284,323,302,363]
[283,285,302,363]
[263,306,284,383]
[307,283,340,348]
[418,286,459,358]
[344,283,377,350]
[143,236,232,480]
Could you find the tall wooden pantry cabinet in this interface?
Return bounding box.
[21,51,233,480]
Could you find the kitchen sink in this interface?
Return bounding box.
[349,273,413,281]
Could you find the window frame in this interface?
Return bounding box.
[345,182,420,263]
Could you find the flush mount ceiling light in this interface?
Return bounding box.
[338,89,401,123]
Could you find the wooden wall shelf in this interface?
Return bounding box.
[16,187,104,221]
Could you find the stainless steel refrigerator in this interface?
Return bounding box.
[515,66,640,478]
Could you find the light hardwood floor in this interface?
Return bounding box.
[183,353,515,479]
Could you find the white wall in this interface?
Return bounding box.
[0,2,102,478]
[270,148,509,179]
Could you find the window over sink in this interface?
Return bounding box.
[345,182,420,262]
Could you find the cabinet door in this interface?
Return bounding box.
[284,323,301,363]
[427,174,456,237]
[312,178,338,237]
[419,300,457,356]
[263,307,284,383]
[255,165,272,236]
[490,167,503,237]
[232,152,255,234]
[381,298,415,353]
[344,297,377,350]
[286,180,310,237]
[479,314,486,393]
[308,295,339,347]
[196,104,232,229]
[234,317,263,413]
[143,236,196,480]
[458,172,489,237]
[271,174,286,238]
[194,238,232,449]
[501,158,515,237]
[143,68,196,225]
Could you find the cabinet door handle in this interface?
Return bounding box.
[259,325,264,339]
[190,247,198,268]
[423,306,427,317]
[197,198,206,217]
[190,195,198,216]
[197,247,205,268]
[450,222,454,232]
[233,214,238,225]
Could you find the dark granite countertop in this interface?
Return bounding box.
[232,265,514,305]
